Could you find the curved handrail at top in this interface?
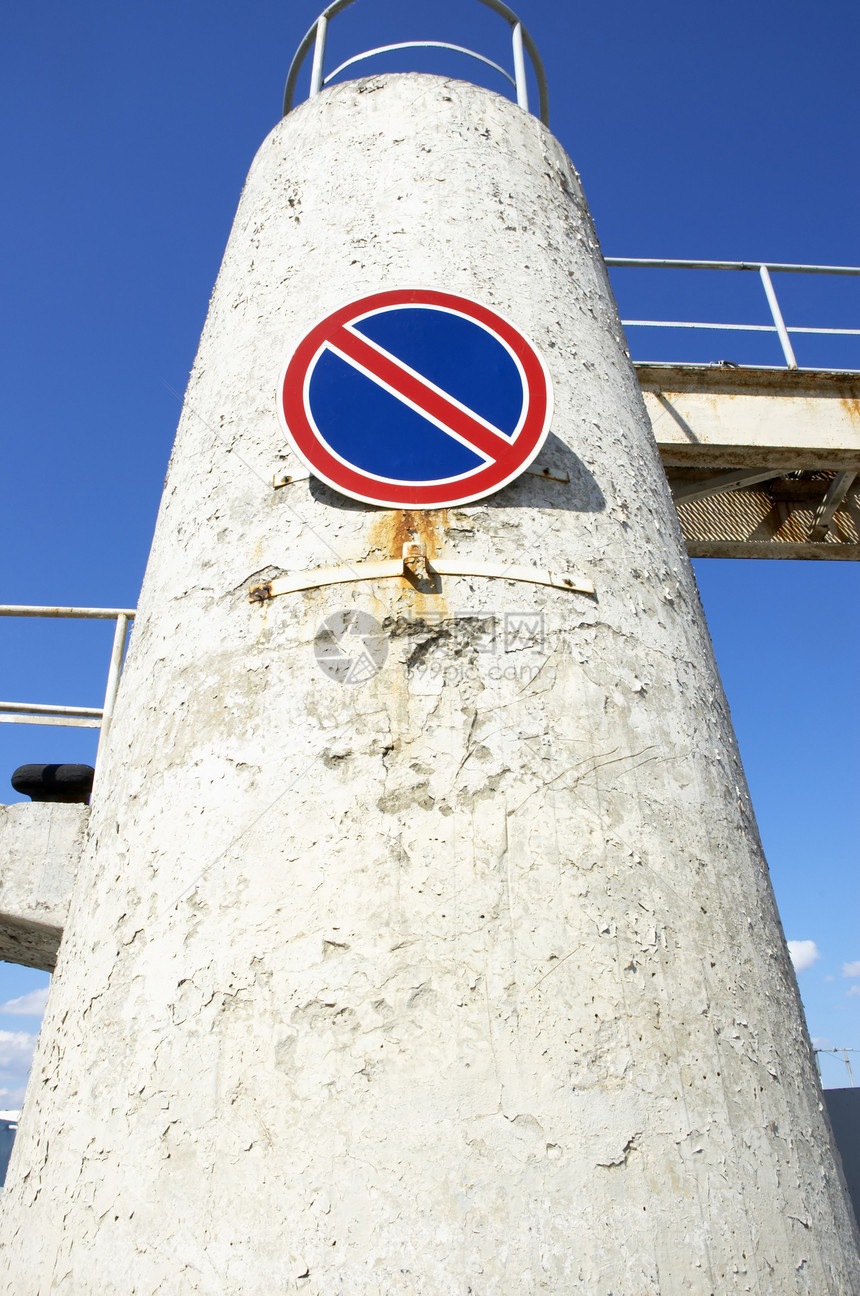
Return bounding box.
[323,43,518,91]
[283,0,549,125]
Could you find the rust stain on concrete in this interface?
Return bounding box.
[368,507,451,617]
[840,396,860,426]
[368,507,449,560]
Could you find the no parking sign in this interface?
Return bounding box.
[280,289,553,508]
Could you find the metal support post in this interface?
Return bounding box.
[809,470,857,541]
[94,613,130,778]
[759,264,798,369]
[512,22,528,111]
[671,468,788,505]
[310,17,328,96]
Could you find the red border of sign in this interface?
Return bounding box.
[279,288,553,508]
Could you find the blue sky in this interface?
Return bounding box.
[1,0,857,1102]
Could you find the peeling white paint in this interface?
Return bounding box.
[0,75,857,1294]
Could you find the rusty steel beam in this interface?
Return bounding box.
[810,471,858,541]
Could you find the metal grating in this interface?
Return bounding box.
[672,473,860,558]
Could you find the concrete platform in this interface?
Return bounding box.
[0,803,85,971]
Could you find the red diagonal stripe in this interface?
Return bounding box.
[329,324,515,463]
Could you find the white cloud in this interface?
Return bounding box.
[847,985,860,998]
[842,961,860,978]
[0,1021,42,1112]
[812,1037,831,1049]
[0,987,49,1017]
[0,1029,38,1078]
[788,940,820,973]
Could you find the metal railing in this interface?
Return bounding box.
[0,606,135,774]
[283,0,549,125]
[815,1048,858,1087]
[605,259,860,372]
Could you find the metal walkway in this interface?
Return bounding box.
[606,259,860,559]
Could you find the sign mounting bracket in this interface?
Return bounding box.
[249,544,593,603]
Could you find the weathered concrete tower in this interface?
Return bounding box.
[2,5,858,1292]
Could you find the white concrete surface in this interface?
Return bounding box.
[1,76,857,1294]
[0,803,84,970]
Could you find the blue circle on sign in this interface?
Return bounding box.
[308,307,523,482]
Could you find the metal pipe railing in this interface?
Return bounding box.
[605,259,860,275]
[309,13,328,96]
[604,259,860,373]
[0,605,137,620]
[95,612,131,770]
[283,0,550,125]
[759,264,798,368]
[0,606,136,774]
[511,21,528,112]
[322,42,517,93]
